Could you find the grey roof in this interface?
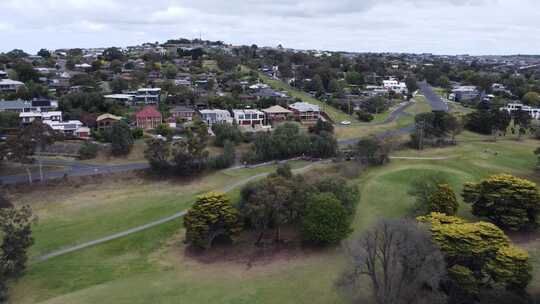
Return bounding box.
[0,100,31,110]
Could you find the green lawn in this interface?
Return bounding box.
[9,133,540,303]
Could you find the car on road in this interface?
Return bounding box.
[340,120,351,126]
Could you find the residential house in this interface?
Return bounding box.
[501,103,540,120]
[262,105,292,124]
[170,106,196,122]
[0,99,58,113]
[232,109,265,126]
[199,109,233,125]
[0,79,24,92]
[104,94,135,105]
[0,71,7,79]
[96,113,122,131]
[382,78,408,95]
[288,102,321,123]
[44,119,85,136]
[135,106,162,130]
[134,88,161,104]
[19,111,62,124]
[452,86,479,102]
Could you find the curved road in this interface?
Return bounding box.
[418,81,449,112]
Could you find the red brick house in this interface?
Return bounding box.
[135,106,162,130]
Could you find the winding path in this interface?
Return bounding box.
[35,161,322,262]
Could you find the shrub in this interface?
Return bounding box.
[212,123,242,147]
[301,193,352,245]
[109,121,134,156]
[427,184,459,215]
[409,173,450,215]
[356,110,374,122]
[183,192,241,249]
[78,142,98,160]
[208,141,235,170]
[131,127,144,140]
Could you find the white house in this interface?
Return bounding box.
[20,111,62,124]
[382,78,408,95]
[44,119,85,136]
[0,79,25,92]
[134,88,161,104]
[501,103,540,120]
[232,109,265,126]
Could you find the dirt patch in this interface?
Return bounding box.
[153,228,338,279]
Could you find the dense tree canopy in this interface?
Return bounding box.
[463,174,540,231]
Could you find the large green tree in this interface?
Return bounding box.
[184,192,241,249]
[463,174,540,231]
[418,213,532,300]
[110,121,134,156]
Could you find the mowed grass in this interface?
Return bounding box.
[12,161,308,259]
[10,133,540,303]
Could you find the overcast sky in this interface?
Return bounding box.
[1,0,539,55]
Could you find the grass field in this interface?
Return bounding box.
[8,132,540,303]
[334,95,430,140]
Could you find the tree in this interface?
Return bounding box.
[163,64,178,79]
[339,219,447,304]
[0,205,35,302]
[156,123,173,138]
[355,137,390,165]
[13,61,39,83]
[171,118,209,176]
[212,123,242,147]
[428,184,459,216]
[309,131,337,158]
[355,110,373,122]
[7,121,55,183]
[110,78,129,94]
[37,49,51,58]
[78,142,98,160]
[463,174,540,231]
[109,121,134,156]
[300,193,351,245]
[110,59,123,74]
[275,163,292,179]
[183,192,241,249]
[0,112,20,128]
[362,96,389,114]
[417,213,532,300]
[409,173,450,215]
[238,175,295,243]
[522,92,540,107]
[513,109,531,140]
[102,47,124,62]
[405,75,419,96]
[208,140,235,170]
[311,176,359,215]
[308,119,334,135]
[144,138,171,173]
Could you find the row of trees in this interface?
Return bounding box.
[183,165,360,249]
[243,122,338,163]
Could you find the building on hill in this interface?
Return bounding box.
[0,79,25,92]
[0,99,58,113]
[104,93,135,105]
[262,105,292,125]
[501,103,540,120]
[134,88,161,104]
[451,86,479,102]
[20,111,62,124]
[288,102,321,123]
[97,113,122,131]
[382,78,408,95]
[170,106,196,122]
[232,109,265,127]
[136,106,162,130]
[199,109,233,125]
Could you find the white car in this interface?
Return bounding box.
[340,120,351,126]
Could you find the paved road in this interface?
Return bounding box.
[36,161,323,262]
[418,81,449,112]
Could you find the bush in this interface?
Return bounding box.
[301,193,352,245]
[212,123,243,147]
[427,184,459,216]
[409,173,449,215]
[156,124,173,138]
[356,110,374,122]
[131,127,144,140]
[183,192,241,249]
[78,142,98,160]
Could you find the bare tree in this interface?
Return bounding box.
[338,219,446,304]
